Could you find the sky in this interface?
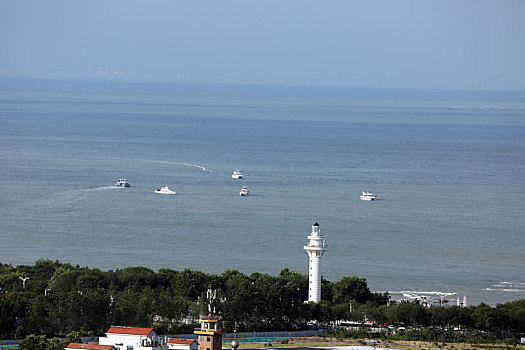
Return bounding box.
[1,0,524,90]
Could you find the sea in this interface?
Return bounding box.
[1,78,524,306]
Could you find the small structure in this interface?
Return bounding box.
[304,221,328,302]
[167,338,198,350]
[98,326,168,350]
[65,344,116,350]
[194,316,226,350]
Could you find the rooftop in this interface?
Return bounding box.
[107,326,154,336]
[199,315,222,321]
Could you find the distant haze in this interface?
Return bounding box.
[1,0,524,90]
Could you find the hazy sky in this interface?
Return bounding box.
[1,0,524,90]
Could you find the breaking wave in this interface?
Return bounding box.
[484,281,525,293]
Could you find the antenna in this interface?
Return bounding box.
[206,287,218,316]
[19,276,30,289]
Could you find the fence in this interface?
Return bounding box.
[176,329,328,343]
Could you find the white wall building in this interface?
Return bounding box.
[167,339,198,350]
[99,326,168,350]
[304,222,328,302]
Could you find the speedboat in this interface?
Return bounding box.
[155,186,176,195]
[115,179,130,187]
[239,186,249,196]
[232,170,243,179]
[360,191,377,201]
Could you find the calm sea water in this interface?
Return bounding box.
[1,79,524,305]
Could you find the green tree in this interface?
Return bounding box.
[251,272,288,327]
[333,276,373,304]
[19,294,54,335]
[81,288,113,334]
[307,300,332,323]
[367,304,388,324]
[321,277,333,301]
[115,266,160,291]
[113,286,155,326]
[173,269,207,299]
[19,334,48,350]
[48,337,64,350]
[511,305,525,332]
[0,292,27,338]
[65,331,81,344]
[48,264,77,292]
[472,303,492,330]
[153,289,189,325]
[221,270,257,329]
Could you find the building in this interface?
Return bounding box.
[167,338,198,350]
[194,316,226,350]
[65,344,116,350]
[98,326,168,350]
[303,221,328,302]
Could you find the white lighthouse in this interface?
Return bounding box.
[304,222,327,302]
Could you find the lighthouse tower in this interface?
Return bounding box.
[304,222,327,302]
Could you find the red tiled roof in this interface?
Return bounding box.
[65,343,115,350]
[168,338,197,345]
[107,326,154,335]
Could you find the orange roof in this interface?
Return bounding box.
[107,326,154,335]
[65,343,115,350]
[168,338,197,345]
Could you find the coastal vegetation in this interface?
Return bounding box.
[1,260,524,340]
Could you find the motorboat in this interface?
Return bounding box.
[360,191,377,201]
[155,186,176,195]
[115,179,130,187]
[232,170,243,179]
[239,186,249,196]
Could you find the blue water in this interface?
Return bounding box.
[1,78,524,305]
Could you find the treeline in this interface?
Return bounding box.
[328,327,523,346]
[336,300,525,332]
[1,260,524,340]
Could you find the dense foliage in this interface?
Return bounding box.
[17,331,79,350]
[0,260,524,339]
[328,328,524,346]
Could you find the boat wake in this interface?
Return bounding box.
[1,151,214,173]
[2,150,443,185]
[87,186,118,191]
[135,158,212,173]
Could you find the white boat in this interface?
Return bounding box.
[360,191,377,201]
[115,179,130,187]
[239,186,249,196]
[155,186,176,195]
[232,170,243,179]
